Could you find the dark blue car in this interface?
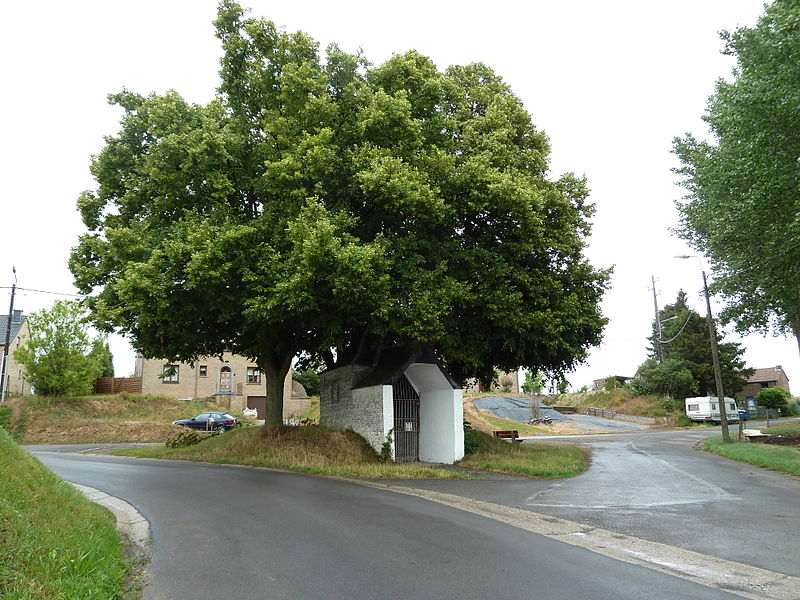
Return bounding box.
[173,411,237,432]
[738,408,750,421]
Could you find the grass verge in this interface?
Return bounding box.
[0,428,130,599]
[117,425,587,479]
[459,430,587,478]
[704,434,800,477]
[117,426,471,479]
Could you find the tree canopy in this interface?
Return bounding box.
[673,0,800,354]
[629,291,752,399]
[13,301,107,397]
[70,1,609,425]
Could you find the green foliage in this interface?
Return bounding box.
[522,371,545,395]
[293,368,321,396]
[660,396,681,413]
[630,358,699,400]
[12,301,106,397]
[602,376,622,391]
[0,405,10,431]
[89,338,114,378]
[70,1,610,427]
[380,428,394,463]
[673,0,800,347]
[755,387,791,413]
[631,291,752,399]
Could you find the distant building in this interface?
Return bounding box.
[593,375,630,391]
[133,354,310,418]
[463,370,520,394]
[0,310,32,396]
[736,366,791,409]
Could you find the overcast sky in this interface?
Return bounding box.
[2,0,796,391]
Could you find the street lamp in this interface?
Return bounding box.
[675,255,733,443]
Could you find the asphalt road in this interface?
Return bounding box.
[31,448,745,600]
[388,425,800,579]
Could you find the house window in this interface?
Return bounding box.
[199,365,208,377]
[247,367,261,384]
[162,365,179,383]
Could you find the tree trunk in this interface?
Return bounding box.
[261,354,293,428]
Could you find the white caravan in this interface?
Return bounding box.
[685,396,740,423]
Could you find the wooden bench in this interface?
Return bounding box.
[493,430,521,444]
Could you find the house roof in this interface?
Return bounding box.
[0,313,26,347]
[747,366,788,383]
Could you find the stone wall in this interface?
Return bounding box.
[319,365,388,454]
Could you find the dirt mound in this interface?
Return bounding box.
[765,434,800,447]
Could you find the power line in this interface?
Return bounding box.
[0,286,84,298]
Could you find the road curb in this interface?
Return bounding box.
[366,482,800,600]
[70,482,150,549]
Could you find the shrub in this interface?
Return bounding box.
[660,396,680,413]
[379,428,394,462]
[165,429,214,448]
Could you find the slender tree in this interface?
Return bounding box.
[13,301,105,397]
[673,0,800,354]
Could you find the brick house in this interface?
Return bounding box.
[320,347,464,464]
[134,353,310,418]
[736,365,791,409]
[0,310,32,397]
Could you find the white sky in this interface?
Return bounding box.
[2,0,796,391]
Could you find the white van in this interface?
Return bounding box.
[685,396,740,423]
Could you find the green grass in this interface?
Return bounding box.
[761,422,800,436]
[459,430,587,478]
[0,428,129,599]
[704,434,800,477]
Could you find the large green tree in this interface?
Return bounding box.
[630,291,753,399]
[13,301,106,397]
[70,1,609,426]
[673,0,800,354]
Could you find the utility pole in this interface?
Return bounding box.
[1,269,17,402]
[651,275,664,363]
[700,268,731,443]
[676,256,731,443]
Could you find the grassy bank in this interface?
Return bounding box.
[555,388,669,418]
[704,431,800,477]
[3,394,236,444]
[0,428,130,599]
[117,425,587,479]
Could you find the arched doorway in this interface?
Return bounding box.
[393,374,419,461]
[218,366,232,394]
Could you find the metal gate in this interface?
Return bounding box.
[393,375,420,461]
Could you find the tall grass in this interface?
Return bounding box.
[0,428,128,599]
[117,426,472,479]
